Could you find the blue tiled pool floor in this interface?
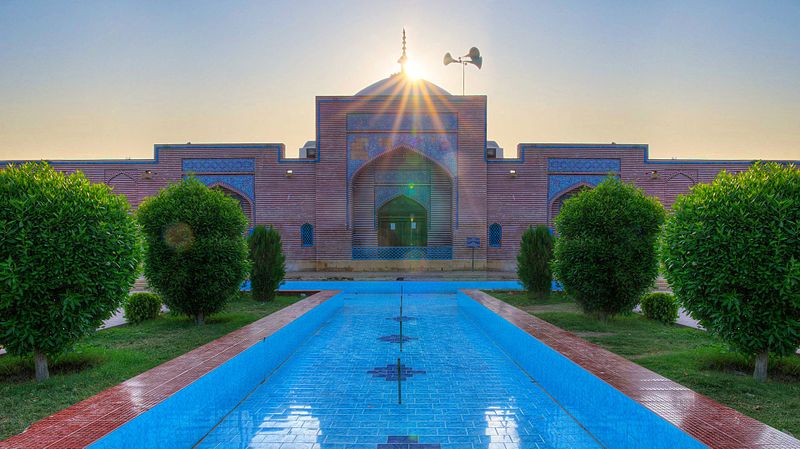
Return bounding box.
[195,293,602,449]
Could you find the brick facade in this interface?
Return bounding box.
[3,78,790,272]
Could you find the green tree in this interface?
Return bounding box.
[137,177,249,325]
[0,163,141,381]
[552,177,665,321]
[662,162,800,381]
[248,225,286,302]
[517,225,554,298]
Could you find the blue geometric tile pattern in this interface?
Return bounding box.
[193,175,255,203]
[547,158,620,173]
[368,363,426,381]
[375,185,430,212]
[352,246,453,260]
[347,113,458,131]
[547,174,613,202]
[195,293,605,449]
[347,133,457,181]
[377,335,417,343]
[374,169,430,185]
[182,158,255,173]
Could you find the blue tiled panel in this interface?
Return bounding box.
[374,169,430,185]
[182,158,255,173]
[347,113,458,131]
[375,185,430,211]
[193,174,255,203]
[352,247,453,260]
[547,174,611,201]
[547,158,620,173]
[457,291,708,449]
[195,293,604,449]
[88,294,343,449]
[347,133,457,181]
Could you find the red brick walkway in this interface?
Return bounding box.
[0,290,339,449]
[462,289,800,449]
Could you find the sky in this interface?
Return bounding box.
[1,0,798,161]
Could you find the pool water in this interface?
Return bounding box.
[195,292,602,449]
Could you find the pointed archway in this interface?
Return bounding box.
[377,195,427,247]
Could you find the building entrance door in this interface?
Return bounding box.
[377,196,427,247]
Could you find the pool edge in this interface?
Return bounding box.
[460,289,800,449]
[0,290,342,449]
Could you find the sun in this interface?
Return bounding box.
[404,60,426,81]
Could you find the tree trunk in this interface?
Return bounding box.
[34,349,49,382]
[194,312,205,325]
[753,350,769,382]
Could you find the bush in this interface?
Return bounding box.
[551,177,665,321]
[248,225,286,302]
[137,177,249,325]
[517,225,554,298]
[125,293,162,324]
[662,162,800,381]
[0,163,141,381]
[640,293,679,324]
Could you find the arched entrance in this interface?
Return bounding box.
[377,195,427,247]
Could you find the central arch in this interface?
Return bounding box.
[377,195,427,247]
[351,146,453,259]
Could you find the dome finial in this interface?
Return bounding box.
[397,28,407,74]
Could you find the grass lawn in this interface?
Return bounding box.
[0,293,304,441]
[486,290,800,438]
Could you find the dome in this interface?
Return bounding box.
[355,73,451,96]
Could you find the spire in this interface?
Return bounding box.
[397,28,408,74]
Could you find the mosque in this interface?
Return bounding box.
[7,36,778,272]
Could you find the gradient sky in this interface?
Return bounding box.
[1,0,798,161]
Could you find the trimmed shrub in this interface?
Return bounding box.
[551,177,665,321]
[125,293,162,324]
[640,293,679,324]
[662,162,800,381]
[0,163,141,381]
[517,225,554,298]
[137,177,249,325]
[248,225,286,302]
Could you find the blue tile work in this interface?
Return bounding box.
[347,133,458,181]
[278,280,524,294]
[547,158,620,173]
[374,169,430,185]
[377,335,418,343]
[368,363,426,381]
[182,158,255,173]
[193,174,255,203]
[375,185,430,212]
[547,174,611,201]
[88,294,344,449]
[347,113,458,131]
[351,246,453,261]
[457,291,707,449]
[194,293,605,449]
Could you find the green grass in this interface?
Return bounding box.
[485,290,800,438]
[0,294,304,440]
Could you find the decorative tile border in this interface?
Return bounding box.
[0,290,341,449]
[548,158,620,173]
[461,289,800,449]
[347,113,457,131]
[182,158,255,173]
